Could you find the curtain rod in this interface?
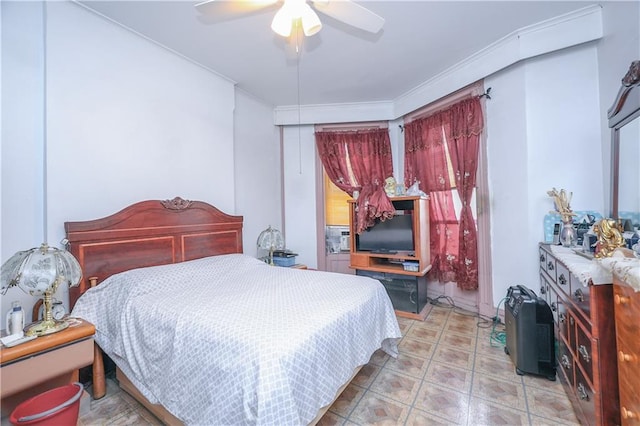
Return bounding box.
[315,121,389,132]
[401,83,490,130]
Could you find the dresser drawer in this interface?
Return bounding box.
[548,283,560,326]
[541,249,557,282]
[614,284,640,325]
[539,273,552,306]
[556,262,571,295]
[618,340,640,425]
[571,278,592,323]
[564,308,577,352]
[558,337,574,386]
[614,280,640,425]
[575,365,596,424]
[619,372,640,425]
[576,323,594,386]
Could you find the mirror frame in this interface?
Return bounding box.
[607,60,640,219]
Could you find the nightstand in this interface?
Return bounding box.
[0,318,95,417]
[290,264,308,269]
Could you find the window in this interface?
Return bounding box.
[324,171,351,226]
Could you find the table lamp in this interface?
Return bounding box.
[256,226,284,265]
[1,243,82,336]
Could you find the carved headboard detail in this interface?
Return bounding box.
[64,197,243,308]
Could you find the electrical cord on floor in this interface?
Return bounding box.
[489,297,508,348]
[427,294,507,348]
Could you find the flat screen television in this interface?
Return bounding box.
[356,214,414,252]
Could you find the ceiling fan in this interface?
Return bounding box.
[195,0,385,38]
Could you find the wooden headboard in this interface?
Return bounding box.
[64,197,243,308]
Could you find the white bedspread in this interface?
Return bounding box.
[71,254,401,425]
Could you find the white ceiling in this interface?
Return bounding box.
[76,1,600,107]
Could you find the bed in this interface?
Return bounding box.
[65,197,401,425]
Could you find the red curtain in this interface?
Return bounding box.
[404,97,483,290]
[448,98,483,289]
[316,128,395,234]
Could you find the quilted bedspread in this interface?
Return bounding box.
[71,254,401,425]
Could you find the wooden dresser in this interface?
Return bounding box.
[613,273,640,424]
[539,244,620,425]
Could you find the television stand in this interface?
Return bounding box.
[349,196,430,276]
[349,196,432,319]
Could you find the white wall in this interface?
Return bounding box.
[234,90,282,253]
[483,62,529,306]
[1,2,279,321]
[45,1,236,237]
[282,125,318,267]
[486,45,604,306]
[1,1,47,322]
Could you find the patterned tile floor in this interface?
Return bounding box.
[78,305,579,425]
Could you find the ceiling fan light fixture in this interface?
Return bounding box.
[301,4,321,36]
[271,5,293,37]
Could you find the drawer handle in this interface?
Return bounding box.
[540,286,546,295]
[577,383,589,401]
[540,254,545,263]
[618,351,636,363]
[561,354,571,369]
[574,289,584,302]
[558,274,567,285]
[578,345,591,363]
[547,261,554,271]
[622,407,637,419]
[615,294,630,305]
[559,313,566,323]
[550,302,557,312]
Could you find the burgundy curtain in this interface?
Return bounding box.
[316,128,394,234]
[404,97,483,290]
[448,98,483,289]
[404,114,458,284]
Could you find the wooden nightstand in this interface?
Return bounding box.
[0,318,95,417]
[289,264,308,269]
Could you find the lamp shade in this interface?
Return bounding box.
[1,243,82,297]
[300,4,322,36]
[271,0,322,38]
[271,6,293,37]
[257,226,285,265]
[257,226,285,252]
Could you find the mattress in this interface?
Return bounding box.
[71,253,401,425]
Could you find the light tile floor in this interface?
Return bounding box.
[78,305,579,425]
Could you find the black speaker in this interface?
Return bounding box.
[504,285,556,380]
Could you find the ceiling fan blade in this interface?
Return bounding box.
[311,0,384,33]
[195,0,279,18]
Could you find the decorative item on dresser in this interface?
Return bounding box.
[539,244,620,425]
[547,187,578,247]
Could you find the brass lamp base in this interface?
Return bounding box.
[24,319,69,337]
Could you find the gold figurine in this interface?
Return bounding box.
[593,218,626,258]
